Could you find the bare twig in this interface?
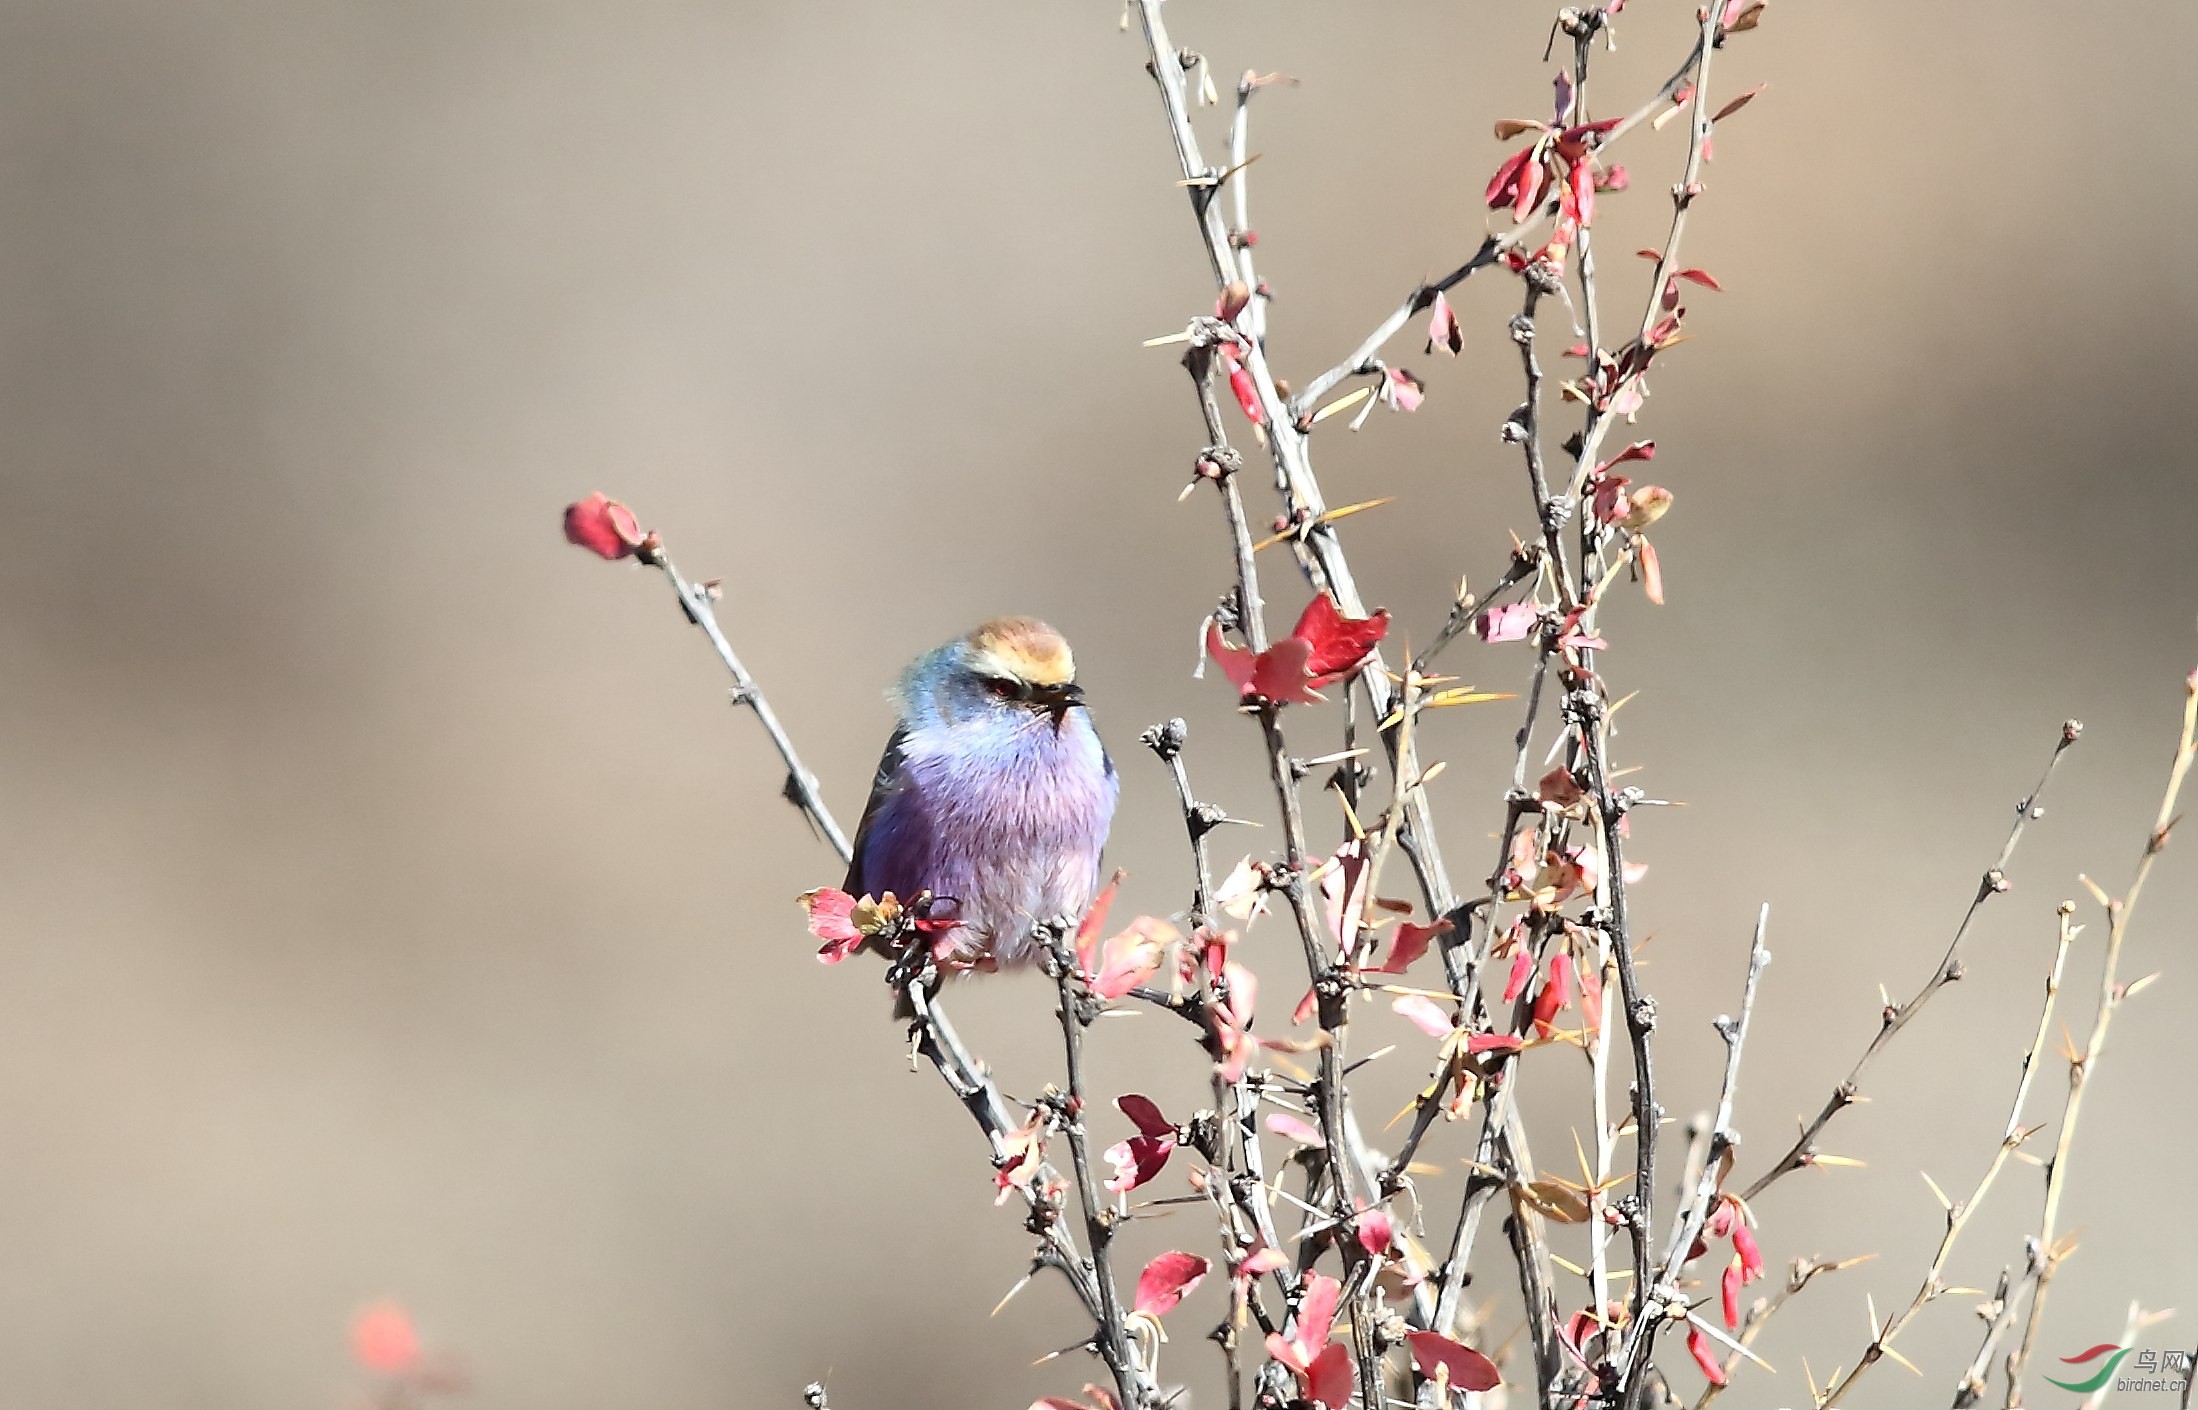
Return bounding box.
[1041,933,1151,1410]
[1290,35,1703,414]
[1614,905,1771,1401]
[1818,903,2082,1407]
[2004,677,2196,1406]
[633,538,851,863]
[1696,1254,1869,1409]
[1741,724,2082,1203]
[1953,1269,2021,1409]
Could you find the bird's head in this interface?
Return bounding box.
[912,617,1087,728]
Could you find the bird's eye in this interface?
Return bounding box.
[984,677,1019,699]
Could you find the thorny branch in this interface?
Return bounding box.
[1816,903,2082,1407]
[1613,907,1770,1401]
[1741,724,2082,1204]
[604,522,1158,1404]
[563,7,2193,1410]
[2002,677,2196,1407]
[633,537,851,861]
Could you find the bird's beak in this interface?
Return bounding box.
[1032,681,1084,726]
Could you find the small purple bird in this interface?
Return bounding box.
[846,617,1118,982]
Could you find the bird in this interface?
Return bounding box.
[845,617,1117,985]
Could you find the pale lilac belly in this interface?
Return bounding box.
[861,718,1114,966]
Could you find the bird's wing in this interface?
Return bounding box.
[844,723,912,895]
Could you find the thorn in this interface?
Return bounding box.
[1920,1170,1951,1210]
[992,1272,1034,1317]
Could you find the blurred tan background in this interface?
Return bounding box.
[2,0,2194,1406]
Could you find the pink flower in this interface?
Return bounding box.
[562,493,645,560]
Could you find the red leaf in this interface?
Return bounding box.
[1598,440,1657,471]
[1531,977,1565,1038]
[1305,1342,1355,1409]
[1093,920,1175,999]
[1547,950,1575,1008]
[1075,871,1125,971]
[350,1301,421,1377]
[1733,1217,1763,1279]
[1228,364,1265,424]
[562,493,644,560]
[1103,1133,1174,1193]
[1721,1257,1744,1329]
[1625,485,1674,531]
[1251,636,1325,705]
[1465,1030,1524,1055]
[1406,1331,1503,1392]
[1355,1208,1396,1256]
[1265,1112,1325,1147]
[799,888,865,964]
[1117,1093,1172,1139]
[1688,1323,1727,1386]
[1392,993,1452,1037]
[1374,919,1451,975]
[1206,619,1261,700]
[1484,146,1537,211]
[1476,602,1538,644]
[1638,536,1664,605]
[1566,157,1596,227]
[1426,291,1462,356]
[1536,766,1585,808]
[1133,1251,1211,1318]
[1674,267,1724,291]
[1712,85,1766,122]
[1292,594,1392,686]
[1384,366,1426,412]
[1590,474,1632,526]
[1502,946,1534,1002]
[1513,157,1548,221]
[1297,1274,1342,1356]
